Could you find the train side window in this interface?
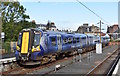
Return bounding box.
[50,37,56,46]
[81,37,86,39]
[63,38,68,44]
[68,38,72,44]
[73,38,76,43]
[76,38,79,43]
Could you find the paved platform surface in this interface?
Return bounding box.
[28,45,119,74]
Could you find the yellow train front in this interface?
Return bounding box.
[15,28,44,65]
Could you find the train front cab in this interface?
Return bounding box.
[15,29,33,61]
[15,29,43,63]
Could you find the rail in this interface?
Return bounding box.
[107,53,120,76]
[86,48,119,75]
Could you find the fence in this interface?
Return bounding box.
[1,42,17,54]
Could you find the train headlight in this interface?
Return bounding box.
[36,48,39,51]
[32,46,40,52]
[17,46,20,51]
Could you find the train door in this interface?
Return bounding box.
[80,37,82,48]
[86,36,88,45]
[57,34,62,52]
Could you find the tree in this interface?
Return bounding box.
[1,1,35,41]
[2,2,29,23]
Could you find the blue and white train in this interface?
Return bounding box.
[15,28,110,65]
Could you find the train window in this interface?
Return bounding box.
[73,38,76,43]
[103,38,105,40]
[68,38,72,44]
[34,34,40,46]
[50,37,56,46]
[81,37,86,39]
[95,40,99,43]
[76,38,79,43]
[89,36,93,38]
[63,38,68,44]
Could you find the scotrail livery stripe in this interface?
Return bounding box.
[21,32,29,54]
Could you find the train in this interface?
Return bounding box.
[15,28,110,65]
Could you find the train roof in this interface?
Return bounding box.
[75,33,87,37]
[44,31,92,38]
[62,33,74,38]
[102,34,110,38]
[46,31,63,35]
[86,34,94,37]
[94,35,100,38]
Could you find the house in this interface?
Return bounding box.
[36,24,46,30]
[107,24,119,33]
[76,23,99,33]
[107,24,119,39]
[36,21,57,31]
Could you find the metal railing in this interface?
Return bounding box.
[1,42,17,54]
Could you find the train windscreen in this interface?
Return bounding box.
[34,33,40,47]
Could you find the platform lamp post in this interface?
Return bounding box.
[96,20,104,54]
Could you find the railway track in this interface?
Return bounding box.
[0,45,113,75]
[1,53,76,75]
[86,47,119,75]
[41,45,117,75]
[1,46,96,75]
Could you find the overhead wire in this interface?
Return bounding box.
[76,0,112,26]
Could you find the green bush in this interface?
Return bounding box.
[2,42,11,53]
[114,40,120,42]
[109,39,120,42]
[110,39,114,42]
